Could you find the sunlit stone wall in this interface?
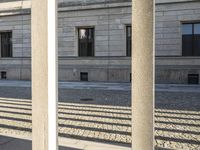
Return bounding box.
[0,0,199,83]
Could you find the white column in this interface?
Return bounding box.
[32,0,58,150]
[132,0,154,150]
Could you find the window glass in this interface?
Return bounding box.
[182,34,193,56]
[88,29,93,40]
[127,26,131,37]
[1,32,12,57]
[193,34,200,56]
[78,28,94,57]
[182,23,200,56]
[79,29,87,39]
[194,23,200,34]
[182,24,192,35]
[126,26,132,56]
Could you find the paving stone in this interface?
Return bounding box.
[0,85,199,149]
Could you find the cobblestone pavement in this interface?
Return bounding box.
[0,85,199,149]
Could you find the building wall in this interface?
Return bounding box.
[58,6,131,57]
[0,0,200,83]
[156,1,200,56]
[57,2,132,82]
[0,13,31,80]
[155,0,200,84]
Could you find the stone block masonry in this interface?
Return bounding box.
[0,0,200,83]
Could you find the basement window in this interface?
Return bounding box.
[80,72,88,81]
[1,71,7,80]
[188,74,199,84]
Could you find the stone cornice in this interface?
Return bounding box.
[0,0,198,16]
[0,1,31,16]
[59,2,131,12]
[0,1,131,16]
[0,1,30,11]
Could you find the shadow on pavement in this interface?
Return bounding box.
[155,147,173,150]
[0,135,82,150]
[0,85,200,149]
[0,135,31,150]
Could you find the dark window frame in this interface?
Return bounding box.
[182,23,200,56]
[78,27,95,57]
[126,26,132,57]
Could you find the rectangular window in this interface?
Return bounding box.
[80,72,88,81]
[78,28,94,57]
[126,26,132,57]
[0,32,12,57]
[182,23,200,56]
[1,71,7,80]
[188,74,199,84]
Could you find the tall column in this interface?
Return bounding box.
[132,0,154,150]
[32,0,58,150]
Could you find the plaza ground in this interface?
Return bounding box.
[0,81,199,149]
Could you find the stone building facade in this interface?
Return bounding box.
[0,0,200,84]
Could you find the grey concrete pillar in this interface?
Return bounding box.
[32,0,58,150]
[132,0,154,150]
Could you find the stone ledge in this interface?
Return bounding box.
[156,0,198,4]
[156,56,200,66]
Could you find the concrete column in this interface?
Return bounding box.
[32,0,58,150]
[132,0,154,150]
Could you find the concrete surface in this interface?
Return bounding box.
[1,80,200,92]
[0,135,131,150]
[0,81,199,149]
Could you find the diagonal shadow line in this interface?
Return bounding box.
[155,146,174,150]
[0,105,31,111]
[155,127,200,135]
[0,116,31,123]
[0,101,31,107]
[59,103,131,111]
[155,115,200,121]
[59,111,131,120]
[0,139,15,146]
[0,115,130,127]
[58,117,131,127]
[58,110,130,119]
[155,136,200,145]
[0,124,31,132]
[156,105,200,110]
[0,99,31,104]
[58,123,131,136]
[58,107,131,115]
[155,111,200,116]
[59,146,82,150]
[0,110,32,116]
[155,121,200,127]
[59,133,131,146]
[0,100,131,111]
